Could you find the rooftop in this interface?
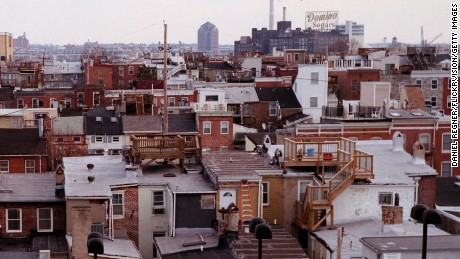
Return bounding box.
[66,235,141,258]
[356,140,436,185]
[0,174,64,203]
[361,235,460,254]
[155,228,221,256]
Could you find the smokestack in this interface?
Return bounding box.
[269,0,274,30]
[283,7,286,21]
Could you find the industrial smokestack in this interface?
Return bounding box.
[269,0,274,30]
[283,7,286,21]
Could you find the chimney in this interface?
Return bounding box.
[269,0,274,30]
[71,207,92,259]
[381,205,403,225]
[392,131,404,151]
[283,7,286,21]
[411,142,426,165]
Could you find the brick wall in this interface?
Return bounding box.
[418,175,436,208]
[0,203,66,238]
[113,186,139,247]
[4,156,48,173]
[199,115,233,150]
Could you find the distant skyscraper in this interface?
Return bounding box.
[197,22,218,53]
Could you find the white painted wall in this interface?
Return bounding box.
[138,185,172,259]
[294,64,328,123]
[87,134,125,155]
[241,57,262,78]
[332,184,416,223]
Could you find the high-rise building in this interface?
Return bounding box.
[336,21,365,50]
[197,22,219,53]
[0,32,13,66]
[13,32,29,50]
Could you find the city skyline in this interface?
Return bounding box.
[2,0,452,46]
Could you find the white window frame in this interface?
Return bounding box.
[152,191,165,215]
[262,182,269,206]
[0,160,9,173]
[419,133,430,153]
[415,79,422,85]
[203,121,211,135]
[17,98,24,109]
[112,192,124,218]
[311,72,319,84]
[168,97,175,106]
[431,96,437,107]
[378,192,393,205]
[6,208,22,233]
[112,136,120,143]
[73,137,81,143]
[25,159,35,173]
[220,121,229,134]
[95,136,103,143]
[37,208,53,232]
[442,133,451,153]
[431,79,438,90]
[269,102,278,116]
[65,97,71,108]
[310,97,318,108]
[448,95,451,108]
[441,161,452,177]
[128,66,134,75]
[93,92,100,106]
[119,66,124,76]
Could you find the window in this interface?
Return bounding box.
[37,208,53,232]
[91,223,104,236]
[119,66,124,76]
[269,102,278,116]
[311,72,319,84]
[441,162,452,177]
[112,136,120,143]
[442,133,452,152]
[25,160,35,173]
[449,78,452,89]
[168,97,175,106]
[203,121,211,134]
[431,97,437,107]
[112,193,124,217]
[128,66,134,75]
[73,137,81,143]
[65,97,71,108]
[32,98,39,108]
[431,79,438,90]
[50,74,56,80]
[448,95,451,108]
[262,182,269,205]
[153,98,158,107]
[0,160,9,173]
[182,97,188,106]
[6,208,22,232]
[17,99,24,109]
[221,121,229,134]
[351,80,358,91]
[118,80,124,87]
[152,191,165,215]
[310,97,318,108]
[378,192,393,205]
[298,181,311,202]
[95,136,103,143]
[93,92,100,106]
[294,53,299,61]
[419,133,430,152]
[77,92,84,106]
[415,79,422,85]
[205,95,218,101]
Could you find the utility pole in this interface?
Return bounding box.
[163,21,169,134]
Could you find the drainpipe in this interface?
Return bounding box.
[172,191,176,237]
[258,179,262,218]
[110,198,114,240]
[414,177,420,205]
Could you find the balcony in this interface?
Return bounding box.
[322,105,383,120]
[193,103,227,112]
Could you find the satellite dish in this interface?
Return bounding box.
[262,123,267,130]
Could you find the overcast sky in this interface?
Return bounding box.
[2,0,453,46]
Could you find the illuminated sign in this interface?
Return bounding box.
[305,11,338,31]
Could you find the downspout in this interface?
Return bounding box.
[110,198,114,240]
[172,190,176,237]
[258,179,263,218]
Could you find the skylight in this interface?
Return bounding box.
[389,112,401,117]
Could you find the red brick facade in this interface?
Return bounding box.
[198,114,233,151]
[418,175,437,209]
[0,203,66,238]
[112,186,139,247]
[329,69,380,101]
[2,155,48,173]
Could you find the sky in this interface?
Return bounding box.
[1,0,453,46]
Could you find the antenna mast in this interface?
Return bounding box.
[163,21,169,134]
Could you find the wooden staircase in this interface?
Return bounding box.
[240,180,254,227]
[295,146,374,231]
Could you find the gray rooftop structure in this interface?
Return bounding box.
[122,115,163,133]
[201,151,282,186]
[66,236,141,258]
[52,116,85,135]
[221,86,259,104]
[356,140,437,184]
[63,156,140,198]
[154,228,220,256]
[0,174,64,203]
[313,218,449,259]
